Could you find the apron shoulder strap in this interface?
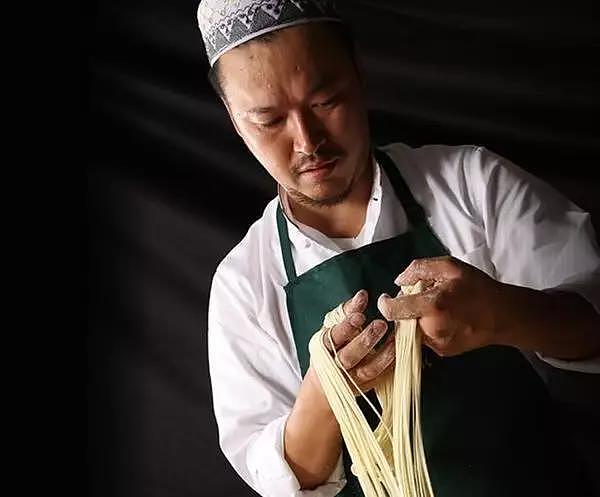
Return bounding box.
[276,203,298,281]
[373,147,427,227]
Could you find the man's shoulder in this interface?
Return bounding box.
[379,141,484,175]
[378,141,490,194]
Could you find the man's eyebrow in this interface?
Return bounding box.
[243,78,337,116]
[308,78,332,95]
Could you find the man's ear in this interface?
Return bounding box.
[222,97,243,138]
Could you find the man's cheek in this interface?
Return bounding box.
[331,108,363,143]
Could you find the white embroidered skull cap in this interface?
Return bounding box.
[197,0,342,66]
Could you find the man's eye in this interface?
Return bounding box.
[257,117,283,129]
[314,97,337,109]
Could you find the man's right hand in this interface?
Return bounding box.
[284,289,394,490]
[319,289,395,395]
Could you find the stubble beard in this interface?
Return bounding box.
[285,150,371,208]
[286,179,354,208]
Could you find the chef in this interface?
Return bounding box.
[197,1,600,496]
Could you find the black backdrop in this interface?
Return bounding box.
[87,2,600,496]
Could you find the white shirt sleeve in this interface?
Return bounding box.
[207,263,346,497]
[468,146,600,373]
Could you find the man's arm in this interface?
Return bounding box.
[208,264,347,497]
[284,367,343,490]
[496,283,600,361]
[378,146,600,367]
[476,145,600,368]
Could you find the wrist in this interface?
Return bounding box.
[489,281,524,348]
[302,367,335,417]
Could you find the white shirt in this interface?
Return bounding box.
[207,142,600,497]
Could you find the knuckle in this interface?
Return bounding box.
[362,325,382,346]
[338,355,352,370]
[355,366,371,383]
[336,322,352,341]
[348,312,366,329]
[359,333,373,348]
[375,319,388,331]
[382,345,396,363]
[411,258,424,272]
[370,322,385,338]
[375,348,395,371]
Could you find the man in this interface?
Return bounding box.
[197,2,600,496]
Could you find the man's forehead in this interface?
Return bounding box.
[223,46,347,112]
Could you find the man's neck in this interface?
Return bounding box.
[286,155,374,238]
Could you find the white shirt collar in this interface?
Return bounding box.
[277,154,384,252]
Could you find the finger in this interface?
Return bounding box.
[377,284,445,320]
[342,289,368,316]
[349,358,395,395]
[402,278,436,293]
[337,320,388,370]
[325,312,365,352]
[394,256,463,286]
[351,331,396,385]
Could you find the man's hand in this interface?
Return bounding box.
[320,289,394,395]
[377,255,503,357]
[376,255,600,361]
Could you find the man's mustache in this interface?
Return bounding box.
[291,149,344,175]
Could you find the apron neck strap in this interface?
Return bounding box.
[276,146,426,282]
[372,147,427,227]
[276,203,298,281]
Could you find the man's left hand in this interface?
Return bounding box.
[377,255,504,357]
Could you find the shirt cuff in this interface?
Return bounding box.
[537,275,600,374]
[246,413,347,497]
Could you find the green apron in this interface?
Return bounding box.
[275,147,593,497]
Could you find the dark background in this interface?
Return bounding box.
[87,1,600,496]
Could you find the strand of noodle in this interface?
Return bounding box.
[324,327,395,491]
[325,328,394,443]
[308,281,434,497]
[310,332,398,496]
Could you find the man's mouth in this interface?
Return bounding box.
[299,158,338,174]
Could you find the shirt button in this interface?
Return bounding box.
[304,240,311,248]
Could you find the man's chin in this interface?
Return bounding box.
[288,183,353,208]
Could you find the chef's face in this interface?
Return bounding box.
[216,23,371,207]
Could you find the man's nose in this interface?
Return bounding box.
[290,110,325,156]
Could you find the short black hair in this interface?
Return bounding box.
[207,21,357,102]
